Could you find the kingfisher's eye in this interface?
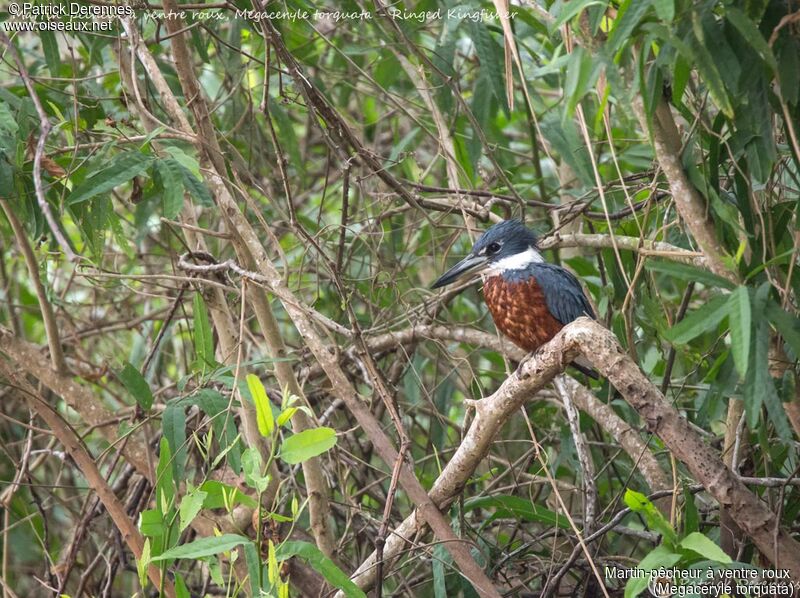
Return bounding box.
[487,242,502,254]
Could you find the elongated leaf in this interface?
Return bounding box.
[623,545,681,598]
[178,486,207,532]
[137,538,150,589]
[742,322,792,440]
[689,16,734,117]
[727,286,752,378]
[644,260,736,290]
[199,480,257,509]
[40,31,60,75]
[67,152,154,205]
[468,21,508,113]
[463,495,570,529]
[663,294,729,345]
[564,46,600,117]
[156,158,185,219]
[174,573,190,598]
[279,427,337,465]
[181,167,213,206]
[679,532,732,564]
[607,0,652,54]
[156,437,175,508]
[277,407,298,427]
[551,0,606,29]
[244,541,262,595]
[765,301,800,357]
[246,374,274,437]
[118,362,153,410]
[275,541,366,598]
[162,403,187,480]
[151,534,249,561]
[778,38,799,106]
[624,488,677,547]
[652,0,674,22]
[725,7,777,71]
[433,543,447,598]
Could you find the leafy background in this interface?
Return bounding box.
[1,0,800,596]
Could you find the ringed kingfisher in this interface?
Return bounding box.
[431,219,598,378]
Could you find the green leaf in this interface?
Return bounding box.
[433,542,447,598]
[40,31,61,75]
[156,158,185,220]
[672,53,690,104]
[162,403,187,480]
[193,293,215,369]
[463,495,570,529]
[174,573,190,598]
[199,480,258,509]
[624,545,681,598]
[551,0,607,29]
[139,509,165,538]
[644,260,736,290]
[564,46,600,117]
[179,486,208,532]
[151,534,249,561]
[688,16,734,117]
[725,7,777,72]
[778,38,799,105]
[242,447,270,494]
[276,407,298,428]
[246,374,274,437]
[275,541,366,598]
[679,532,732,564]
[746,322,793,441]
[137,538,151,589]
[765,301,800,357]
[663,294,729,345]
[0,102,17,136]
[118,362,153,411]
[623,488,677,546]
[682,482,698,535]
[652,0,674,22]
[607,0,652,54]
[66,151,154,205]
[244,541,262,594]
[155,438,175,509]
[279,427,337,465]
[468,21,508,114]
[727,287,752,378]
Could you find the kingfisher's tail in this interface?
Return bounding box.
[572,356,599,379]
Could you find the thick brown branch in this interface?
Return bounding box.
[344,318,800,593]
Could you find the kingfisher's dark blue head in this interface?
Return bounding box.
[431,220,543,289]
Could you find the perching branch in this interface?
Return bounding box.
[342,318,800,594]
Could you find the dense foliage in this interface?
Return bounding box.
[1,0,799,596]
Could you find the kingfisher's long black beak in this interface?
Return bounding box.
[431,254,488,289]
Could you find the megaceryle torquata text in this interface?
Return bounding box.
[432,219,597,377]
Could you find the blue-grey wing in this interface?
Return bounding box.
[531,263,595,326]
